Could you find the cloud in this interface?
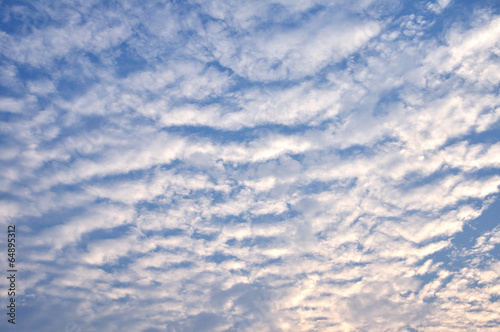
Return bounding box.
[427,0,452,14]
[0,1,499,331]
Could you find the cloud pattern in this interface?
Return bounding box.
[0,0,499,331]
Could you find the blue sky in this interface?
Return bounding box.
[0,0,499,331]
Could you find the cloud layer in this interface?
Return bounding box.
[0,0,499,331]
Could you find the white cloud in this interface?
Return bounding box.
[1,1,499,331]
[427,0,452,14]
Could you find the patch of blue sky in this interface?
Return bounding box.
[114,43,150,78]
[80,223,133,244]
[139,227,184,239]
[0,3,50,35]
[190,230,218,241]
[55,74,99,101]
[161,125,256,143]
[373,87,403,116]
[254,3,328,31]
[205,252,238,264]
[96,255,139,272]
[11,60,51,82]
[225,236,276,249]
[453,197,500,253]
[397,167,462,189]
[231,71,312,93]
[0,109,22,122]
[17,204,88,228]
[250,212,291,225]
[443,122,500,147]
[415,198,500,289]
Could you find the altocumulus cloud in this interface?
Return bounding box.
[0,0,499,331]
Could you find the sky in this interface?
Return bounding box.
[0,0,499,331]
